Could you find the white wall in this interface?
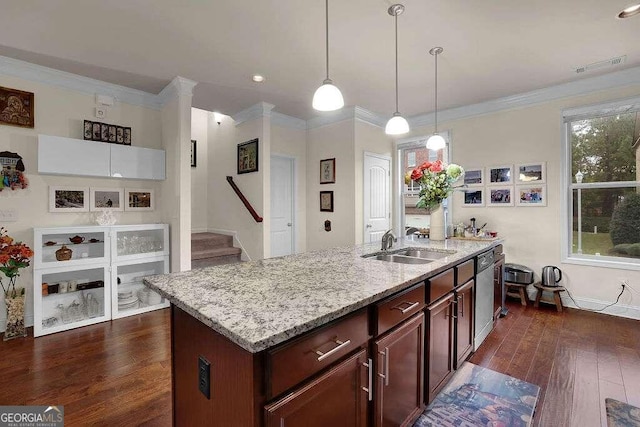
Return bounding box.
[191,108,209,232]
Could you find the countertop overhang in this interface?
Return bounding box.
[143,238,501,353]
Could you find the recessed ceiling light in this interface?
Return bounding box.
[252,75,265,83]
[618,3,640,18]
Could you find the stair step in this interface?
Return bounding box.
[191,232,233,252]
[192,255,242,269]
[191,246,242,261]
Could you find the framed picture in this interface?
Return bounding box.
[0,85,34,128]
[516,162,546,184]
[100,123,109,142]
[125,188,154,211]
[462,189,484,207]
[90,188,124,211]
[92,122,101,141]
[488,187,514,206]
[191,139,197,167]
[517,185,547,207]
[488,165,513,185]
[116,126,124,144]
[49,186,89,213]
[320,158,336,184]
[238,138,258,174]
[124,127,131,145]
[320,191,334,212]
[108,125,117,143]
[83,120,93,140]
[463,168,484,186]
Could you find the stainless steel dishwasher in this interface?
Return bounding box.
[474,250,495,351]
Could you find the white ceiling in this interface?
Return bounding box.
[0,0,638,120]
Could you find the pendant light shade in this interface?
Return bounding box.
[426,47,446,150]
[385,4,409,136]
[313,0,344,112]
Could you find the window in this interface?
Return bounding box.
[564,99,640,267]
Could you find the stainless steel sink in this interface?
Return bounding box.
[372,254,434,264]
[400,249,453,260]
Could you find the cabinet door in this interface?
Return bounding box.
[374,312,424,427]
[38,135,110,177]
[265,349,368,427]
[426,293,454,403]
[110,144,165,180]
[455,280,475,369]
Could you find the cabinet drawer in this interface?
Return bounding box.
[427,269,454,304]
[267,309,369,398]
[456,259,474,286]
[376,284,425,336]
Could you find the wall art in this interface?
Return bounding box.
[462,189,484,207]
[488,165,513,185]
[516,162,546,184]
[463,168,484,187]
[320,158,336,184]
[191,140,197,167]
[0,86,34,128]
[0,151,28,191]
[125,188,154,211]
[238,138,258,174]
[49,186,89,213]
[320,191,334,212]
[488,187,514,206]
[90,188,124,212]
[517,185,547,206]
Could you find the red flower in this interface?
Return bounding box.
[419,161,432,171]
[428,160,443,173]
[411,168,424,181]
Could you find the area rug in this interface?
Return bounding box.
[606,398,640,427]
[413,362,540,427]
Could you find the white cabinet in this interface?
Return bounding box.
[38,134,165,181]
[33,224,170,337]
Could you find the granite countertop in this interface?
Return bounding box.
[143,237,501,353]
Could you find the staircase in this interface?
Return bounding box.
[191,233,242,268]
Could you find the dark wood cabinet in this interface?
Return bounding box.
[265,349,369,427]
[426,293,454,403]
[455,280,474,369]
[373,312,424,427]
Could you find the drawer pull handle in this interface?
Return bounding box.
[392,301,420,314]
[314,338,351,362]
[378,347,390,386]
[362,358,373,401]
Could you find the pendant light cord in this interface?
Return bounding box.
[325,0,330,80]
[394,12,399,113]
[434,51,438,133]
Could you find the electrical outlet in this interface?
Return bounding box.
[95,106,107,119]
[198,356,211,399]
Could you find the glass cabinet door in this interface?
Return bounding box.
[112,258,169,319]
[114,225,169,261]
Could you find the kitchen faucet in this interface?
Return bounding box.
[381,229,397,251]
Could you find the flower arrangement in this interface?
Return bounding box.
[0,227,33,298]
[405,160,465,210]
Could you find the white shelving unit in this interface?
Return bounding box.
[33,224,169,337]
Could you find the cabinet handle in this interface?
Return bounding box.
[458,294,464,318]
[314,338,351,362]
[445,301,456,319]
[392,301,420,314]
[362,358,373,401]
[378,347,390,386]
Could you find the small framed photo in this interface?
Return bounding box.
[90,188,124,211]
[488,187,514,206]
[108,125,117,143]
[83,120,93,140]
[320,158,336,184]
[125,188,154,211]
[116,126,124,144]
[516,162,546,184]
[238,138,259,174]
[49,186,89,213]
[320,191,334,212]
[191,139,197,167]
[0,85,34,128]
[488,165,513,185]
[462,189,484,207]
[123,127,131,145]
[92,122,101,141]
[100,123,109,142]
[463,168,483,186]
[517,185,547,207]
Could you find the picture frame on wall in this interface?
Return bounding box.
[116,126,124,144]
[488,165,513,185]
[49,186,89,213]
[92,122,101,141]
[124,127,131,145]
[100,123,109,142]
[320,191,334,212]
[90,188,124,212]
[517,185,547,206]
[125,188,154,211]
[108,125,117,143]
[320,158,336,184]
[462,189,484,207]
[463,168,484,186]
[191,139,197,167]
[0,85,34,128]
[83,120,93,140]
[238,138,259,174]
[488,187,514,206]
[516,162,546,184]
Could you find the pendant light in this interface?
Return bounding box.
[385,4,410,135]
[426,47,446,150]
[312,0,344,111]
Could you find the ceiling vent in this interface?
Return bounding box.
[575,55,626,74]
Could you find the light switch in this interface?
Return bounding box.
[0,209,18,222]
[95,107,107,119]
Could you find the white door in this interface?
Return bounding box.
[270,155,294,257]
[364,153,391,243]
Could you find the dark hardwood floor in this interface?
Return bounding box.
[2,300,639,426]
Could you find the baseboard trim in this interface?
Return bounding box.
[525,288,640,320]
[191,228,209,234]
[207,228,251,262]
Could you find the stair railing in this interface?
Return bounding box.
[226,176,263,223]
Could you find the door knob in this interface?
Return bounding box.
[366,224,372,228]
[287,223,292,227]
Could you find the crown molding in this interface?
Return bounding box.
[0,55,164,110]
[409,65,640,128]
[232,102,275,126]
[157,76,198,106]
[271,111,307,130]
[354,106,387,128]
[306,106,386,130]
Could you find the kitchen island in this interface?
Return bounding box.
[144,237,501,426]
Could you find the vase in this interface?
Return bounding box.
[429,204,446,241]
[3,290,27,340]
